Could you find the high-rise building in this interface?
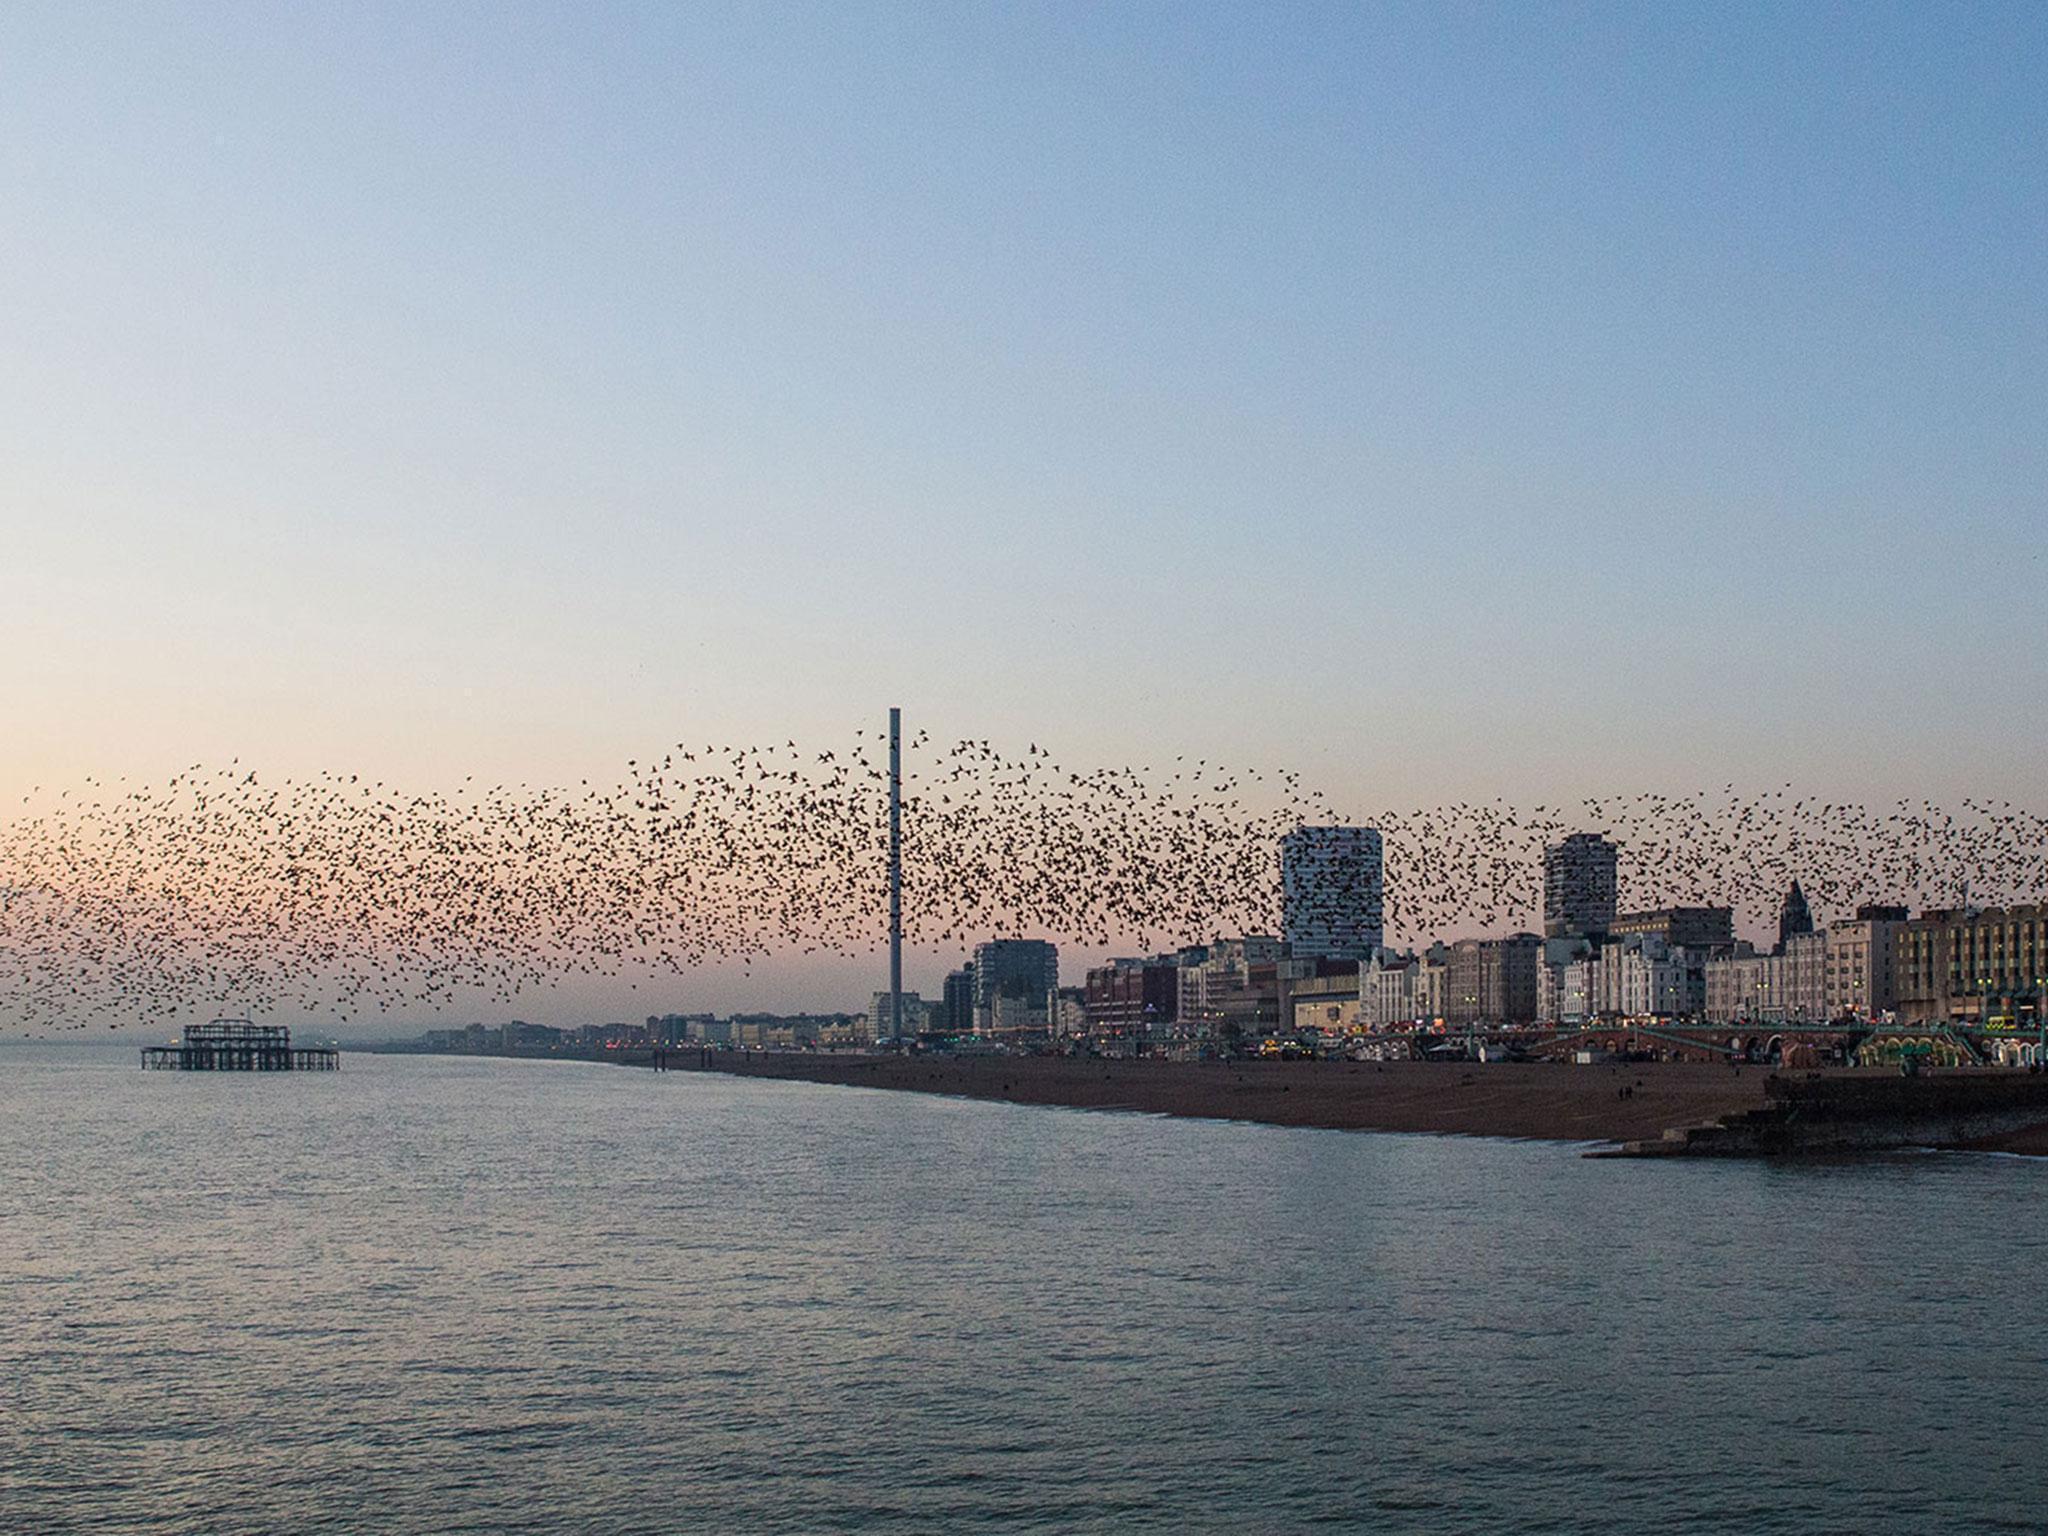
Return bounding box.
[1543,833,1618,938]
[1280,826,1384,960]
[971,940,1059,1032]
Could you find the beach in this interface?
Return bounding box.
[640,1052,1773,1144]
[608,1050,2048,1154]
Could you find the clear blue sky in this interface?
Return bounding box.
[3,2,2043,1015]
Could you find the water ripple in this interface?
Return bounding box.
[3,1044,2046,1534]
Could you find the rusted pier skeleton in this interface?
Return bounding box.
[140,1018,340,1071]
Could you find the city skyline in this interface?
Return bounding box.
[5,3,2044,1023]
[15,754,2037,1042]
[10,10,2047,1532]
[8,733,2043,1030]
[373,873,2045,1049]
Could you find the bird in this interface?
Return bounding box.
[0,735,2041,1031]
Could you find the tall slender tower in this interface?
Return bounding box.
[888,706,902,1044]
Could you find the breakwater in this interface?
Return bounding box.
[1594,1069,2048,1157]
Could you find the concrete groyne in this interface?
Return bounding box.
[1590,1070,2048,1157]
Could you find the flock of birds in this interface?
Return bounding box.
[2,731,2044,1031]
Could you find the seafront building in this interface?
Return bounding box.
[1445,940,1484,1024]
[867,991,928,1042]
[1445,934,1541,1025]
[509,1021,565,1048]
[647,1013,716,1045]
[407,896,2039,1059]
[1597,935,1705,1019]
[1176,937,1287,1037]
[1536,936,1596,1024]
[893,839,2044,1046]
[1361,951,1417,1030]
[987,990,1045,1035]
[971,939,1059,1034]
[1153,938,1354,1046]
[1824,912,1904,1022]
[1543,833,1618,939]
[1535,932,1712,1023]
[1703,931,1829,1025]
[1290,972,1363,1035]
[1414,947,1448,1025]
[1538,952,1598,1025]
[1279,826,1385,960]
[726,1013,863,1048]
[1083,957,1181,1042]
[1608,907,1734,950]
[431,834,2045,1059]
[1049,987,1089,1039]
[941,966,976,1034]
[1892,905,2048,1026]
[1360,946,1448,1030]
[1359,951,1405,1030]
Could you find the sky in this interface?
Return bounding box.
[3,2,2044,1023]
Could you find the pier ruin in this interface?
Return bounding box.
[140,1019,340,1072]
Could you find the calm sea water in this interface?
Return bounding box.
[3,1042,2044,1535]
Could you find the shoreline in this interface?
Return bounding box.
[631,1051,2048,1155]
[623,1051,1784,1146]
[362,1044,2048,1155]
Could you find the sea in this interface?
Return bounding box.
[2,1041,2044,1535]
